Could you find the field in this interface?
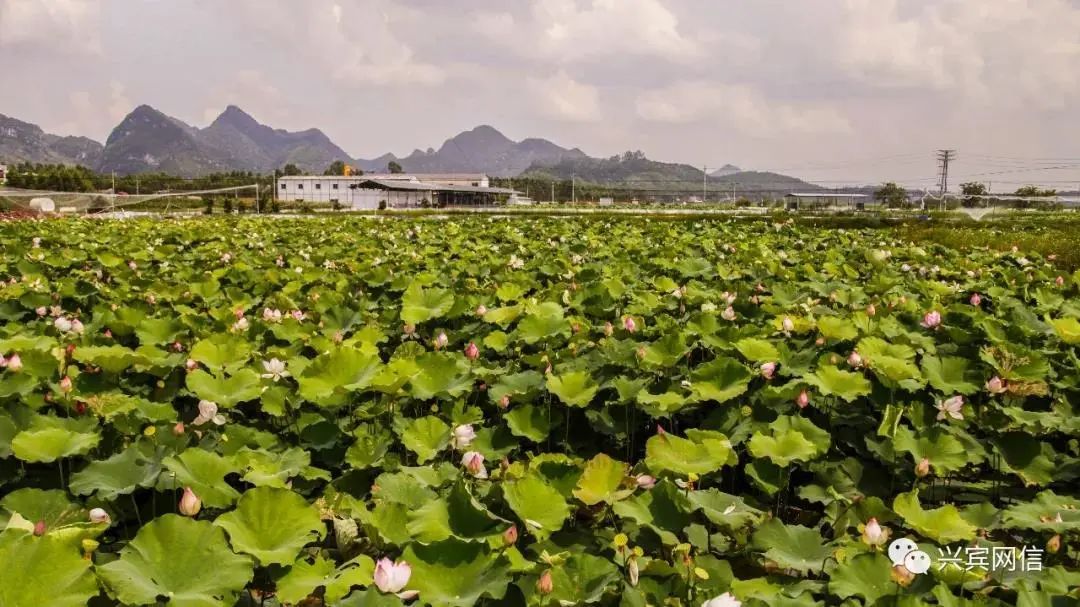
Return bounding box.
[0,215,1078,607]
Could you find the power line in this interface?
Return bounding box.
[936,150,956,195]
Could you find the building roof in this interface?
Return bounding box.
[349,179,517,195]
[785,193,869,198]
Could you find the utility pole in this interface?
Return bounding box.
[732,182,737,202]
[936,149,956,197]
[550,182,555,204]
[111,171,116,193]
[702,166,708,203]
[571,173,576,204]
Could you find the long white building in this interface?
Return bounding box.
[275,173,514,209]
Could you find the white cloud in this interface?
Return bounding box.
[527,70,602,122]
[636,81,852,136]
[56,80,128,138]
[0,0,102,55]
[200,70,292,127]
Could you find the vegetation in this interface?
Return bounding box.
[0,216,1077,606]
[873,182,909,208]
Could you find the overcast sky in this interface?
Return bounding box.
[2,0,1079,188]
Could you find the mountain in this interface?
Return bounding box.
[522,153,821,196]
[356,125,588,177]
[710,164,741,177]
[0,113,104,167]
[200,105,353,173]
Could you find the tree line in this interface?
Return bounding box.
[874,181,1059,208]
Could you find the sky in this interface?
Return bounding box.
[1,0,1079,189]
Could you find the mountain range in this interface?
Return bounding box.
[0,105,818,191]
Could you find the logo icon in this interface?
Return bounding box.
[888,538,931,574]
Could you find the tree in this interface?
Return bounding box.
[280,163,302,176]
[387,161,404,174]
[873,182,908,208]
[1014,185,1057,209]
[959,182,987,207]
[324,160,346,176]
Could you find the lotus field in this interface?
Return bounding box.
[2,215,1080,607]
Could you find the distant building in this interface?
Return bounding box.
[0,164,7,184]
[784,192,870,210]
[275,173,513,209]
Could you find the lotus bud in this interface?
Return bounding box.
[635,474,656,489]
[628,557,640,587]
[71,319,84,334]
[498,394,510,409]
[969,293,982,306]
[173,421,185,436]
[623,316,637,333]
[36,306,47,317]
[171,341,184,352]
[636,346,646,359]
[403,323,416,336]
[915,457,931,478]
[451,424,476,449]
[866,303,876,316]
[796,389,810,409]
[503,525,519,546]
[333,330,344,344]
[179,486,202,516]
[986,376,1006,394]
[6,353,22,373]
[434,331,448,349]
[702,593,742,607]
[89,508,111,525]
[1047,534,1062,554]
[760,362,777,380]
[537,569,554,595]
[464,342,479,361]
[656,424,666,436]
[861,517,887,546]
[33,520,47,536]
[1055,276,1064,286]
[782,317,794,332]
[848,351,863,368]
[373,558,412,594]
[921,310,942,329]
[476,304,488,317]
[461,451,488,478]
[815,337,825,346]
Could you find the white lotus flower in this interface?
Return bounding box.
[702,592,741,607]
[54,317,73,333]
[261,358,289,381]
[461,451,488,478]
[192,400,226,426]
[450,424,476,449]
[373,558,412,594]
[936,395,964,421]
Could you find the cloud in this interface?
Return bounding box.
[0,0,102,55]
[527,70,602,122]
[200,70,292,127]
[56,80,129,138]
[636,81,852,136]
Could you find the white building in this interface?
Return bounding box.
[275,173,512,209]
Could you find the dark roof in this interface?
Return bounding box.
[350,179,517,195]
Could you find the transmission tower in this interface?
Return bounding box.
[936,150,956,196]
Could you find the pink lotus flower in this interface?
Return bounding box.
[498,395,510,409]
[1056,276,1065,286]
[537,570,554,595]
[464,342,479,361]
[261,358,289,381]
[760,362,777,380]
[503,525,519,546]
[193,400,225,426]
[70,319,84,335]
[782,317,794,332]
[702,593,741,607]
[179,487,201,516]
[434,331,448,349]
[475,304,488,317]
[634,474,656,489]
[127,261,137,271]
[173,421,185,436]
[5,353,22,373]
[185,358,198,371]
[451,424,476,449]
[374,558,412,594]
[54,317,73,333]
[969,293,982,306]
[861,517,888,546]
[59,376,73,394]
[848,351,863,368]
[603,321,614,337]
[262,308,282,323]
[35,306,47,317]
[915,457,931,478]
[623,316,637,333]
[986,376,1007,394]
[921,310,942,329]
[796,389,810,409]
[290,310,305,321]
[89,508,111,525]
[721,306,736,321]
[936,395,964,421]
[403,323,416,336]
[866,304,876,317]
[33,520,46,536]
[461,451,488,478]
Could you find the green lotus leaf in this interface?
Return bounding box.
[1000,491,1080,532]
[335,588,404,606]
[402,539,511,607]
[372,471,437,508]
[275,556,337,605]
[520,553,620,605]
[401,281,455,324]
[99,514,254,607]
[640,333,689,368]
[394,416,450,463]
[748,415,829,467]
[345,427,393,469]
[503,404,562,442]
[805,365,871,402]
[488,370,544,405]
[69,441,161,499]
[1049,317,1080,344]
[324,555,377,603]
[828,553,894,604]
[892,426,971,474]
[0,531,98,607]
[298,347,382,407]
[12,425,99,463]
[0,488,86,532]
[921,355,980,395]
[990,432,1056,486]
[135,317,185,345]
[646,429,734,475]
[636,389,689,415]
[186,368,262,408]
[160,448,242,508]
[572,453,631,506]
[750,518,831,573]
[189,334,251,374]
[503,473,570,540]
[856,337,923,387]
[81,392,173,421]
[734,337,780,362]
[893,491,977,543]
[482,305,522,327]
[409,352,471,399]
[612,480,692,545]
[546,370,599,407]
[515,302,569,344]
[71,344,141,373]
[406,482,504,543]
[688,357,751,404]
[687,489,763,531]
[817,316,858,342]
[214,486,325,565]
[232,446,325,488]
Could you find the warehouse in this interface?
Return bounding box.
[274,174,514,209]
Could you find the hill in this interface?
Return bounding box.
[0,113,104,167]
